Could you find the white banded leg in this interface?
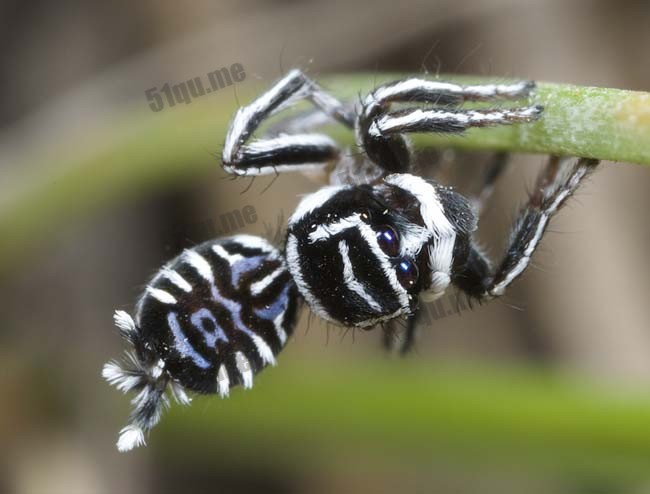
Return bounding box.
[372,107,542,137]
[453,157,599,300]
[357,77,541,174]
[364,78,537,109]
[222,69,353,176]
[488,156,598,297]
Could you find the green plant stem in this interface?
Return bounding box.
[1,74,649,272]
[327,75,650,164]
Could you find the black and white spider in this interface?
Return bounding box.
[104,69,598,451]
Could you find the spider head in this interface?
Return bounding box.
[286,174,477,328]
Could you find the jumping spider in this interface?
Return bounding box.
[104,69,598,451]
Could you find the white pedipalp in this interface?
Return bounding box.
[384,173,457,294]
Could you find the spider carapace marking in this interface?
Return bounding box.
[104,69,599,451]
[285,176,472,327]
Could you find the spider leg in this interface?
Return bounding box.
[366,78,537,110]
[382,308,421,355]
[222,69,354,177]
[452,156,599,300]
[357,77,541,174]
[469,152,510,216]
[373,106,542,136]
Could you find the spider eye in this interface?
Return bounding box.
[396,259,419,289]
[376,225,400,257]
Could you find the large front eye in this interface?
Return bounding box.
[376,225,400,257]
[396,259,419,289]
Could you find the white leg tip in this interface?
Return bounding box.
[117,425,146,452]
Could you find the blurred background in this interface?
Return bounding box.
[1,0,650,493]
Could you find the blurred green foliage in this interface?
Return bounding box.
[153,357,650,485]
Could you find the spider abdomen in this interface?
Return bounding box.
[135,235,299,395]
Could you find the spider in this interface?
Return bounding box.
[104,69,599,451]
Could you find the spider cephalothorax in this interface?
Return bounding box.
[104,69,599,451]
[285,173,476,327]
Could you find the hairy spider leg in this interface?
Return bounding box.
[357,77,542,174]
[469,152,510,216]
[383,155,595,355]
[453,156,599,300]
[382,305,423,355]
[222,69,354,176]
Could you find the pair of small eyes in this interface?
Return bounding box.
[375,225,418,290]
